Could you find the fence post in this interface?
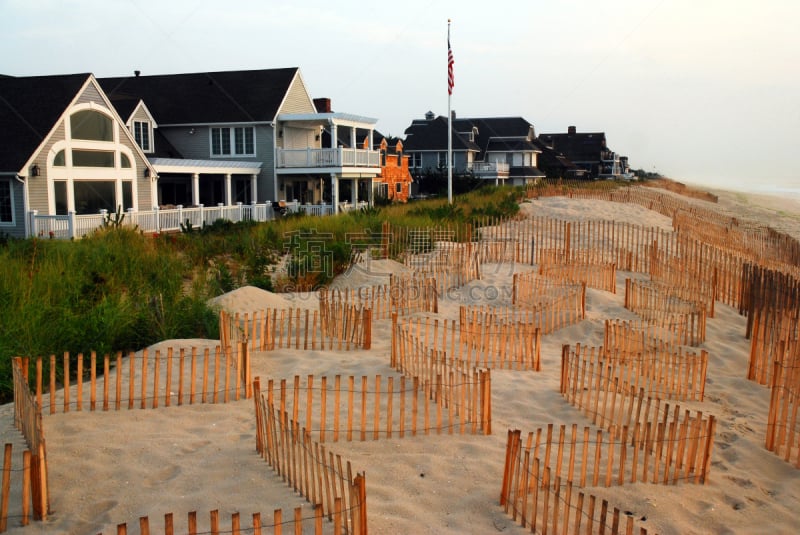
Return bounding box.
[27,210,38,238]
[68,211,76,239]
[153,205,160,233]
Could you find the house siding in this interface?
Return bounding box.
[160,125,277,203]
[131,107,151,124]
[75,83,105,106]
[27,120,66,214]
[278,75,316,115]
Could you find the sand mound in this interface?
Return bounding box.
[207,285,292,313]
[328,258,413,290]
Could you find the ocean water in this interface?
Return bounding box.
[685,178,800,200]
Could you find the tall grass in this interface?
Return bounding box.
[0,184,525,402]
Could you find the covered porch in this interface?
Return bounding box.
[276,111,381,212]
[149,158,262,208]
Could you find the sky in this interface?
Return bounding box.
[3,0,799,194]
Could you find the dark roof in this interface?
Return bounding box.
[151,129,184,159]
[485,138,538,153]
[99,68,299,125]
[538,130,607,162]
[404,115,538,157]
[0,73,91,172]
[509,166,545,179]
[403,116,480,152]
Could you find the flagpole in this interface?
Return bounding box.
[447,19,453,205]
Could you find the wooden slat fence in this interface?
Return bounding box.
[766,341,800,467]
[539,262,617,293]
[222,306,371,354]
[252,379,369,535]
[258,370,491,444]
[19,346,248,416]
[502,420,715,492]
[393,313,541,372]
[9,359,49,525]
[561,343,708,404]
[108,505,358,535]
[511,274,586,334]
[0,443,36,533]
[559,349,716,466]
[603,319,690,356]
[624,278,706,346]
[500,429,659,535]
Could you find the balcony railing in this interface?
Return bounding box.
[471,162,510,178]
[277,148,381,169]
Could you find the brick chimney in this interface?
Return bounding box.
[568,126,577,135]
[314,98,331,113]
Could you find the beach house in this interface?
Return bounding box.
[537,126,629,180]
[0,67,384,238]
[402,112,546,188]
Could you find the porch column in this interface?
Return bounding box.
[251,174,258,203]
[331,173,339,213]
[349,127,356,148]
[369,178,374,207]
[330,122,338,148]
[351,178,359,205]
[225,173,232,206]
[368,130,374,149]
[192,174,200,206]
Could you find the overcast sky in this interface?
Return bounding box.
[3,0,798,193]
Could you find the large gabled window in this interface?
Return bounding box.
[211,127,255,156]
[133,121,151,152]
[71,110,113,141]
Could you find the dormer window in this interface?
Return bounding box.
[133,120,152,152]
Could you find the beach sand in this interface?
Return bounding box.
[2,184,799,534]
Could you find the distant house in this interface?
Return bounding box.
[537,126,626,180]
[375,138,413,203]
[0,73,157,239]
[403,112,545,187]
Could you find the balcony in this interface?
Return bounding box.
[277,148,380,170]
[471,161,510,179]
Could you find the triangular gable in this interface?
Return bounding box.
[125,100,159,130]
[20,75,156,177]
[274,69,317,119]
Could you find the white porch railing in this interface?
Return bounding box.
[28,200,373,239]
[471,162,510,178]
[277,148,381,168]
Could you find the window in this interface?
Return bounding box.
[72,150,115,167]
[133,121,151,152]
[438,152,454,168]
[211,127,255,156]
[71,110,113,141]
[54,150,66,166]
[54,181,68,215]
[122,181,133,210]
[396,182,402,194]
[0,180,12,223]
[74,181,115,215]
[120,153,131,168]
[408,153,420,169]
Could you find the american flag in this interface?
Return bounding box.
[447,36,454,95]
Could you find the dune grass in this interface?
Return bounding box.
[0,185,526,402]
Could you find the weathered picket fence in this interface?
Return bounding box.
[500,429,659,535]
[108,506,356,535]
[624,278,706,346]
[252,378,369,534]
[0,443,37,533]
